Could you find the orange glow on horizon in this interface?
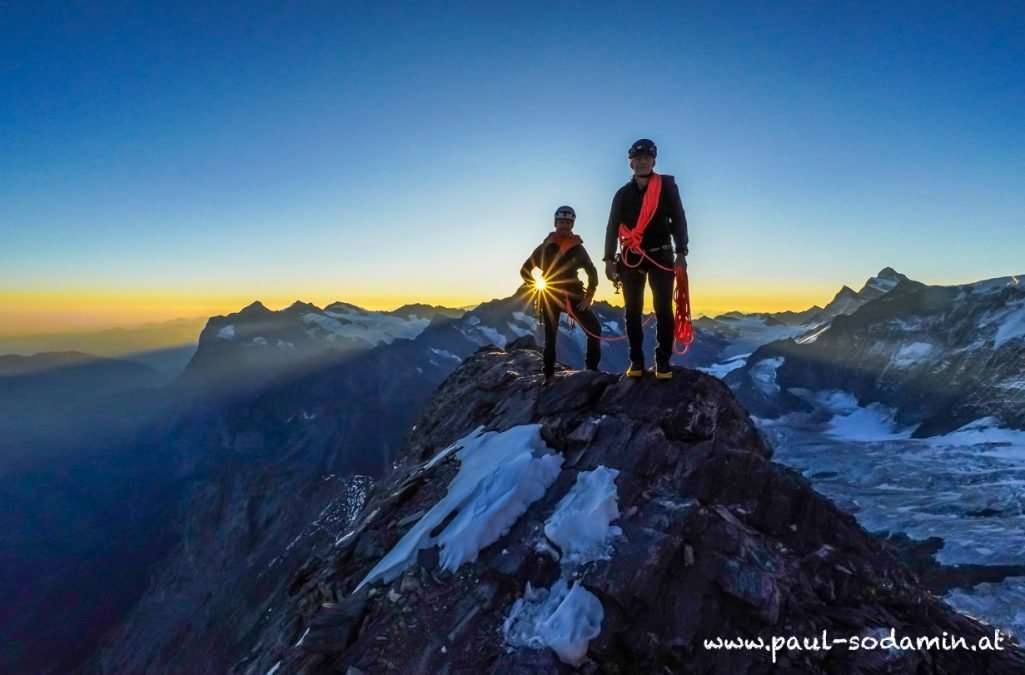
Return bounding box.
[1,282,837,338]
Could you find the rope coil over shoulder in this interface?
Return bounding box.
[611,172,694,354]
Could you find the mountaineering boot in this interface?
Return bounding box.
[655,356,672,380]
[626,359,645,378]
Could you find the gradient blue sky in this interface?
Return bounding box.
[2,1,1023,334]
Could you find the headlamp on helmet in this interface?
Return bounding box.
[553,205,576,221]
[628,138,657,159]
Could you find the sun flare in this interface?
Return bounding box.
[531,269,547,292]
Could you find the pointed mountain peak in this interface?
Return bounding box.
[816,285,868,320]
[859,268,909,299]
[285,300,320,313]
[876,267,905,281]
[239,300,271,315]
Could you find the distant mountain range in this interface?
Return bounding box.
[708,267,908,329]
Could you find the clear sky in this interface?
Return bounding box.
[2,1,1023,337]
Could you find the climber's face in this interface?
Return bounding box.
[554,218,574,236]
[630,153,655,177]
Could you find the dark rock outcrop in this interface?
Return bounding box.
[232,345,1024,674]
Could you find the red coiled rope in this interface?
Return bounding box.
[673,266,694,354]
[614,171,694,354]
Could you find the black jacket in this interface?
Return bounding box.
[604,174,688,261]
[520,237,598,298]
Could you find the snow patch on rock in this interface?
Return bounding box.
[818,391,914,442]
[699,353,750,379]
[893,341,934,367]
[507,321,534,338]
[503,579,604,667]
[544,466,622,566]
[795,324,829,345]
[478,326,507,347]
[993,305,1025,349]
[504,466,622,665]
[356,425,562,590]
[750,357,785,394]
[430,348,461,361]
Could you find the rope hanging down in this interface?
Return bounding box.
[562,298,655,342]
[672,266,694,355]
[561,283,690,354]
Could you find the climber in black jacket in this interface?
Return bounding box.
[604,138,688,379]
[520,205,602,383]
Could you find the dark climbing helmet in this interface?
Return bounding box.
[554,205,576,221]
[628,138,657,159]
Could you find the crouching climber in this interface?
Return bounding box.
[520,205,602,384]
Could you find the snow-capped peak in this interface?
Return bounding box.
[859,267,908,299]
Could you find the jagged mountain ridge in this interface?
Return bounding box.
[693,269,908,367]
[181,300,465,394]
[183,288,738,399]
[730,273,1025,435]
[706,268,907,330]
[228,342,1023,674]
[182,265,913,403]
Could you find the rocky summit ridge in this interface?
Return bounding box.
[231,338,1023,674]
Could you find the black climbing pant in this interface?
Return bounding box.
[619,252,674,363]
[541,295,601,377]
